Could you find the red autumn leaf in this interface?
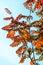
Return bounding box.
[20,55,26,63]
[34,1,41,10]
[15,14,22,21]
[23,1,32,10]
[3,17,12,20]
[10,42,20,47]
[11,17,15,23]
[36,2,41,8]
[7,30,15,38]
[12,36,23,42]
[2,23,14,30]
[2,25,11,30]
[5,8,11,14]
[23,0,36,11]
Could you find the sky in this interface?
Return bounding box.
[0,0,43,65]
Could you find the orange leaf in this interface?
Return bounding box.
[35,40,43,49]
[34,1,41,10]
[22,33,30,40]
[33,0,36,3]
[10,42,20,47]
[7,30,15,38]
[12,36,23,42]
[2,23,14,30]
[20,55,26,63]
[30,61,34,65]
[16,46,26,54]
[20,29,28,34]
[2,25,11,30]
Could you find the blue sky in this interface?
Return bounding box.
[0,0,43,65]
